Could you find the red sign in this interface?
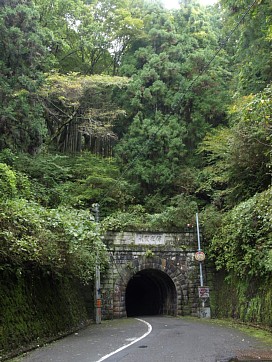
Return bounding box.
[195,251,206,262]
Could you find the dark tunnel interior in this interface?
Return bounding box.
[125,269,177,317]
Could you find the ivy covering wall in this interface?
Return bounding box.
[0,267,93,360]
[212,271,272,329]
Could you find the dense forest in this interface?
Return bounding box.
[0,0,271,348]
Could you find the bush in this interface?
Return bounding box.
[209,186,272,277]
[0,199,108,283]
[0,163,17,200]
[102,195,198,231]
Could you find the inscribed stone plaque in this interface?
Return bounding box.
[135,233,165,245]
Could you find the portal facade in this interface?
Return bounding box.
[100,231,206,319]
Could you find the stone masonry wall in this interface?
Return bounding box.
[100,231,206,319]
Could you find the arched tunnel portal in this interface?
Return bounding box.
[125,269,177,317]
[101,232,202,319]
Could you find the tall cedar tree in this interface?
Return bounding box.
[115,2,230,206]
[0,0,50,153]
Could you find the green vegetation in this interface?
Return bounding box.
[1,270,90,357]
[0,198,108,282]
[211,271,272,328]
[210,187,272,278]
[0,0,271,354]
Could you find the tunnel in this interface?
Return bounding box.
[125,268,177,317]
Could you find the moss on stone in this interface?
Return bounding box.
[211,271,272,329]
[0,266,92,358]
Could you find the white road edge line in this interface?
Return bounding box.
[95,318,152,362]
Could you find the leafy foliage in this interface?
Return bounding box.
[0,160,32,200]
[102,195,198,231]
[0,198,108,283]
[0,163,17,200]
[220,0,272,95]
[209,186,272,277]
[12,152,72,207]
[9,151,132,213]
[35,0,144,75]
[0,0,271,315]
[198,84,272,208]
[0,0,50,154]
[0,153,123,283]
[115,2,230,204]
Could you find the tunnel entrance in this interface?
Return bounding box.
[125,268,177,317]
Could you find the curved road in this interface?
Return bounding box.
[12,316,271,362]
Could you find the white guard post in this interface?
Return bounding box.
[195,213,211,319]
[93,203,101,324]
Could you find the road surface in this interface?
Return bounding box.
[10,316,272,362]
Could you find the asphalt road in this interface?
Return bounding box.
[11,316,271,362]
